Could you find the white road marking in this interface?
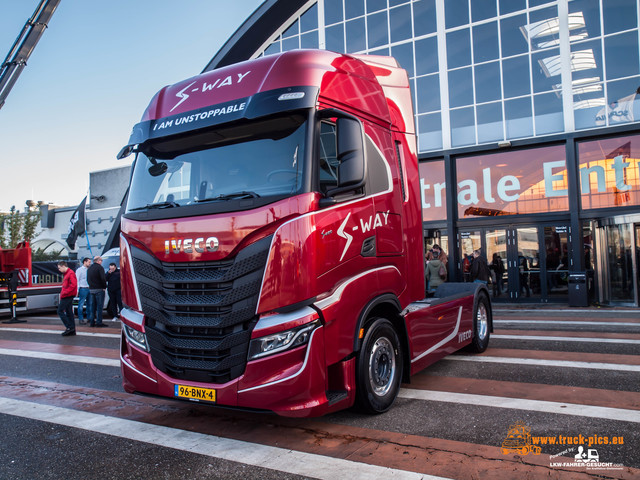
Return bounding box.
[0,348,119,367]
[495,308,639,314]
[492,334,640,344]
[399,389,640,423]
[0,397,447,480]
[494,320,639,326]
[15,316,120,322]
[447,355,640,372]
[0,327,120,338]
[3,343,638,374]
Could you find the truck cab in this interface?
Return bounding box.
[118,50,491,417]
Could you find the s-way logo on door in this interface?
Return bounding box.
[170,71,251,112]
[336,211,390,261]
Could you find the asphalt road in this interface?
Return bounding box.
[0,306,638,479]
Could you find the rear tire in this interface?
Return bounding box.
[355,317,403,414]
[469,293,490,353]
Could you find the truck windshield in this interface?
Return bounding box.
[126,114,307,213]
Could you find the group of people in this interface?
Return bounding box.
[430,246,506,298]
[56,256,122,336]
[464,250,506,297]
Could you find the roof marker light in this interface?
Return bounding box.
[278,92,305,101]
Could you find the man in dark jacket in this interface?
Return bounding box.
[87,256,108,327]
[57,261,78,336]
[470,249,490,284]
[105,263,122,318]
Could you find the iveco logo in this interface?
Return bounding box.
[164,237,219,254]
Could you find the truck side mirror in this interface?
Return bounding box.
[148,158,168,177]
[321,116,366,204]
[336,117,365,189]
[117,144,135,160]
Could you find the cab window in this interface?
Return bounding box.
[318,121,338,193]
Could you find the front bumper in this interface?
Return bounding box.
[120,309,352,417]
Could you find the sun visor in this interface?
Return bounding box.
[127,86,319,145]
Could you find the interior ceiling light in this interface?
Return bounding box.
[570,50,598,71]
[573,98,606,110]
[539,49,596,77]
[572,76,601,86]
[520,12,585,41]
[536,32,588,49]
[553,76,602,95]
[571,84,603,95]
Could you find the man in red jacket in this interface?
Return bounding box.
[57,261,78,336]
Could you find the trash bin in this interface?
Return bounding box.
[568,272,588,307]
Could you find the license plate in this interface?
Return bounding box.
[174,385,216,403]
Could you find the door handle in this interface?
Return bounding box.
[361,236,376,257]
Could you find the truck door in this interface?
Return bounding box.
[313,120,376,281]
[372,132,403,256]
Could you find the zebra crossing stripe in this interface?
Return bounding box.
[0,397,447,480]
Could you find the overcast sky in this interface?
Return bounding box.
[0,0,262,211]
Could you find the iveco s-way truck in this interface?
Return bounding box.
[117,49,492,417]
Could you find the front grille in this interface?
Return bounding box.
[130,235,272,383]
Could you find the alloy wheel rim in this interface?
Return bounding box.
[477,303,488,341]
[368,336,396,397]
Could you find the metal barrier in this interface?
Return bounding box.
[0,271,26,323]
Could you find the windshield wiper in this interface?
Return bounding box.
[129,201,179,211]
[195,191,261,203]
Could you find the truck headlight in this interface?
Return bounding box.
[248,320,321,360]
[124,324,149,352]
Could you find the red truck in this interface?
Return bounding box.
[117,49,492,417]
[0,241,63,319]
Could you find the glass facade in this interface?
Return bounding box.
[455,145,569,217]
[578,134,640,209]
[256,0,640,153]
[418,160,446,221]
[241,0,640,305]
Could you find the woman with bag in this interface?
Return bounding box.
[426,255,447,293]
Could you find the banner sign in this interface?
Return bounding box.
[419,135,640,220]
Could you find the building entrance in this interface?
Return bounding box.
[459,224,571,302]
[596,220,640,306]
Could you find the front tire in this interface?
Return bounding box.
[355,318,403,414]
[469,293,491,353]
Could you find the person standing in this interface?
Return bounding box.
[57,261,78,336]
[519,254,531,297]
[432,244,448,269]
[424,250,433,290]
[106,262,122,318]
[87,255,108,327]
[75,257,92,325]
[462,254,472,282]
[470,249,490,284]
[425,253,447,293]
[490,253,505,297]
